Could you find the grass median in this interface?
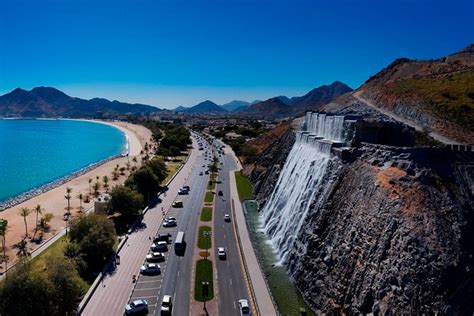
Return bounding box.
[235,171,253,200]
[204,191,214,203]
[201,207,212,222]
[207,180,216,190]
[194,259,214,301]
[197,226,212,249]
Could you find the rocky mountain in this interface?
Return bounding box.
[353,45,474,143]
[221,100,249,111]
[245,45,474,314]
[240,97,293,117]
[176,100,228,113]
[0,87,161,117]
[241,81,352,117]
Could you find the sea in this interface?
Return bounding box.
[0,119,126,205]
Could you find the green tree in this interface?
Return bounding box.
[63,243,88,274]
[65,187,72,214]
[16,239,30,258]
[38,213,54,233]
[77,193,84,212]
[68,214,117,272]
[45,255,84,314]
[32,204,44,240]
[19,207,31,238]
[126,166,160,203]
[108,185,144,217]
[146,157,169,183]
[0,219,8,272]
[88,178,93,195]
[103,175,110,192]
[0,262,55,316]
[93,181,101,197]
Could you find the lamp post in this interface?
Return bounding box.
[203,230,211,260]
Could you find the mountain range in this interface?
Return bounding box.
[175,81,352,116]
[0,87,161,117]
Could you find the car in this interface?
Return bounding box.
[151,241,168,252]
[160,295,173,315]
[163,219,177,227]
[202,165,205,167]
[124,299,149,315]
[238,299,250,315]
[146,252,164,262]
[218,190,223,196]
[199,172,203,176]
[166,216,177,221]
[154,233,172,243]
[205,171,209,174]
[172,200,183,208]
[182,185,190,191]
[178,188,188,195]
[146,252,165,262]
[140,263,161,275]
[217,247,226,259]
[224,214,231,222]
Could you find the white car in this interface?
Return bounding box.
[146,252,164,262]
[160,295,173,315]
[224,214,231,222]
[124,299,148,315]
[163,218,177,227]
[140,263,161,275]
[238,299,250,315]
[217,247,226,259]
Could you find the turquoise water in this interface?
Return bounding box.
[0,119,126,203]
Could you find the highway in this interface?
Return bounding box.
[212,139,250,315]
[82,133,250,316]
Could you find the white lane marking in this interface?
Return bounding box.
[233,301,236,309]
[177,270,180,278]
[229,278,233,285]
[137,279,162,284]
[134,286,161,291]
[132,295,159,300]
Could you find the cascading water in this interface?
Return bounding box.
[261,112,354,264]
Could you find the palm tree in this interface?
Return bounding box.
[19,207,31,238]
[64,243,87,273]
[88,178,93,195]
[77,193,84,212]
[32,204,44,240]
[103,175,110,192]
[132,157,138,166]
[39,213,53,233]
[0,219,8,272]
[16,239,30,258]
[93,182,101,197]
[65,187,72,215]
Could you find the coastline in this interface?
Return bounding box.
[0,120,153,272]
[0,119,130,211]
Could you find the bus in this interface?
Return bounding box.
[174,231,186,255]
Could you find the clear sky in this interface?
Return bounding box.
[1,0,473,109]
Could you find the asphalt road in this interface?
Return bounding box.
[126,134,212,316]
[213,139,250,315]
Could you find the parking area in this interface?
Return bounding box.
[127,205,183,315]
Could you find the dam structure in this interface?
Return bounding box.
[261,112,356,264]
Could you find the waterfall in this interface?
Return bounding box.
[261,112,353,264]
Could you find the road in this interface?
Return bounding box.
[212,139,250,315]
[82,134,206,316]
[353,90,459,144]
[82,133,250,316]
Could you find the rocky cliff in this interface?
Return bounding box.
[250,127,474,314]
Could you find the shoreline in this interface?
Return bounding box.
[0,120,152,272]
[0,119,130,212]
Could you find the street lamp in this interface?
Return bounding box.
[203,231,211,260]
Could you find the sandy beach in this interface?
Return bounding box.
[0,120,153,270]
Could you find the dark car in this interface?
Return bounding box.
[154,233,172,243]
[218,190,223,196]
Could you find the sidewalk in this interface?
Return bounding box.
[229,171,277,316]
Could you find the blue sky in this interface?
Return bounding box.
[1,0,473,108]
